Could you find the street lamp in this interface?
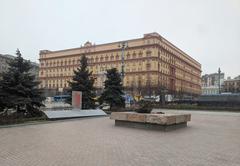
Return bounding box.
[218,67,221,94]
[118,41,128,81]
[118,42,129,107]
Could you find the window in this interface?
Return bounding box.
[146,50,151,57]
[116,54,119,60]
[110,55,114,60]
[132,52,136,59]
[105,56,109,61]
[95,57,99,62]
[146,63,151,70]
[127,53,130,59]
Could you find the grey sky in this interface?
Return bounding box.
[0,0,240,78]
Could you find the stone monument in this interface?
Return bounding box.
[72,91,82,109]
[43,91,106,120]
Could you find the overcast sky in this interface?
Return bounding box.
[0,0,239,78]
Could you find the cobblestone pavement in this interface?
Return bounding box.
[0,110,240,166]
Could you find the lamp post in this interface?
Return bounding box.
[118,42,129,107]
[118,41,128,82]
[218,67,221,94]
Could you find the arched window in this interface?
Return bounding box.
[132,52,136,59]
[127,53,130,59]
[110,55,114,61]
[116,54,119,60]
[105,56,109,61]
[146,50,151,57]
[95,57,99,62]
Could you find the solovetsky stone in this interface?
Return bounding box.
[110,112,128,121]
[110,112,191,131]
[146,114,167,125]
[127,113,147,123]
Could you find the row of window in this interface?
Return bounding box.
[40,50,154,67]
[160,47,200,77]
[41,79,199,90]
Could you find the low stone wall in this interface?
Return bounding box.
[110,112,191,131]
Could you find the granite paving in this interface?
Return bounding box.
[0,110,240,166]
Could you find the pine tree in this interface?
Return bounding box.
[0,49,45,117]
[67,55,96,109]
[99,68,125,109]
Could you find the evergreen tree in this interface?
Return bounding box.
[67,55,96,109]
[0,84,6,113]
[99,68,125,109]
[0,49,45,117]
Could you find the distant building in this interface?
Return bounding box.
[201,73,225,95]
[30,62,39,79]
[224,76,240,93]
[0,54,39,79]
[234,75,240,80]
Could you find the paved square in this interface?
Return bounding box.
[0,110,240,166]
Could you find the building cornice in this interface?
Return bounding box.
[39,32,201,67]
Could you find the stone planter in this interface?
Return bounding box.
[110,112,191,131]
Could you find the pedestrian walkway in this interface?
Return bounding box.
[0,110,240,166]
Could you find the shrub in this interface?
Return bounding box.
[134,101,153,113]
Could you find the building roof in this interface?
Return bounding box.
[39,32,201,67]
[0,54,39,66]
[0,54,15,60]
[224,77,240,82]
[202,73,225,77]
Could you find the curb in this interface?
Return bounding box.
[0,116,108,129]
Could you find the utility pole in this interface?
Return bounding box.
[218,67,221,94]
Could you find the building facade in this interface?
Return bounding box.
[0,54,15,78]
[201,73,225,95]
[0,54,39,79]
[224,76,240,93]
[29,62,40,79]
[38,32,202,96]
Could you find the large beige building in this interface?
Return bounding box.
[39,32,201,96]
